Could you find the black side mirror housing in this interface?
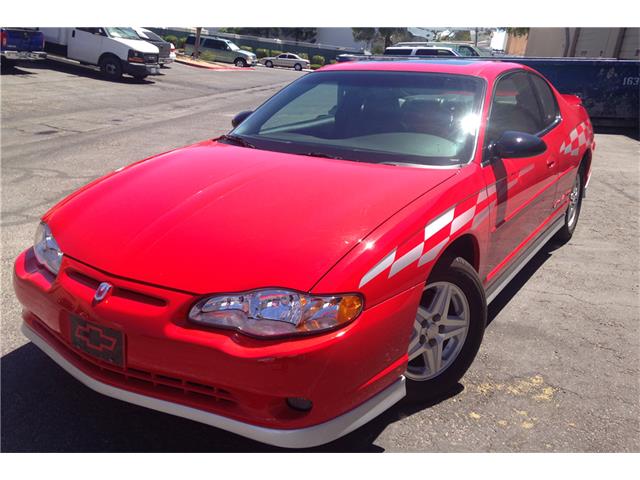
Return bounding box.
[491,130,547,159]
[231,110,253,128]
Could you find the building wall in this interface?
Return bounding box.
[513,27,639,59]
[524,28,577,57]
[506,34,528,56]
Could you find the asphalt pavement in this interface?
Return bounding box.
[1,59,638,452]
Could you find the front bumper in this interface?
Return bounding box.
[2,50,47,60]
[123,61,160,76]
[14,249,421,447]
[21,320,404,448]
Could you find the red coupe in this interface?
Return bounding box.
[14,59,594,448]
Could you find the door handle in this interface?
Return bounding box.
[546,159,556,168]
[72,30,75,38]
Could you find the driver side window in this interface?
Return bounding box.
[487,71,544,143]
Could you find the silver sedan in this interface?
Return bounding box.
[259,53,310,71]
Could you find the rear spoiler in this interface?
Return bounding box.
[561,93,583,106]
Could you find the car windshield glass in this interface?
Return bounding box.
[106,27,141,40]
[142,29,164,42]
[232,71,485,166]
[226,41,240,51]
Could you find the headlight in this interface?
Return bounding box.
[188,289,363,338]
[128,49,146,63]
[33,222,63,275]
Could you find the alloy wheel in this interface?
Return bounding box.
[406,281,470,381]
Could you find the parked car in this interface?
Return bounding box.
[1,28,46,68]
[393,41,483,57]
[184,35,256,67]
[259,52,310,71]
[132,27,174,67]
[15,59,594,448]
[384,45,460,57]
[40,27,160,80]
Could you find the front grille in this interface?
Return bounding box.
[31,316,238,411]
[143,53,158,64]
[66,269,167,307]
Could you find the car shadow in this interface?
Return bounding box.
[0,63,37,75]
[21,58,156,84]
[593,125,640,141]
[1,241,559,452]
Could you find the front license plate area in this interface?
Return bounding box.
[70,316,124,367]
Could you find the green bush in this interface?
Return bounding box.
[240,45,253,52]
[298,52,309,60]
[177,36,187,49]
[311,55,325,66]
[270,50,283,57]
[199,51,215,62]
[163,35,178,46]
[255,48,269,58]
[310,64,323,70]
[329,59,338,64]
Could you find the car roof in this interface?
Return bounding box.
[319,59,528,80]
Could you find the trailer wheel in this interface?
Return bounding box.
[99,55,123,81]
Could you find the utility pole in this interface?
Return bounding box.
[194,27,202,59]
[474,27,479,46]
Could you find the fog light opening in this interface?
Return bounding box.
[286,397,313,412]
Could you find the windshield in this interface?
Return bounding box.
[141,29,164,42]
[226,41,240,51]
[232,71,485,166]
[105,27,141,40]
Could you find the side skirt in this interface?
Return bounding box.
[485,215,565,304]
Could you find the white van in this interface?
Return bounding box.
[40,27,160,80]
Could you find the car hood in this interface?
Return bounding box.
[46,141,456,294]
[238,49,255,58]
[114,38,159,54]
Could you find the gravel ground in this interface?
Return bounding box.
[1,59,638,452]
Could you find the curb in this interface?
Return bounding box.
[175,58,254,71]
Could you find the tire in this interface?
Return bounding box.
[294,63,302,71]
[405,256,486,403]
[265,60,273,68]
[99,55,123,81]
[234,58,246,68]
[555,168,584,243]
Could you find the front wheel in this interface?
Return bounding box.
[99,56,123,81]
[294,63,302,71]
[234,58,246,68]
[405,256,486,402]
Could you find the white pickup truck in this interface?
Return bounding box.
[39,27,160,80]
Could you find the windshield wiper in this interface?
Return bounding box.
[216,134,256,149]
[304,152,343,160]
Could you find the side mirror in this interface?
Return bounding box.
[491,131,547,159]
[231,110,253,128]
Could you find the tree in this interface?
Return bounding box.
[378,28,407,48]
[352,28,409,50]
[280,28,317,43]
[352,28,377,50]
[505,28,530,37]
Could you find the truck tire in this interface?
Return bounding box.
[99,55,123,81]
[234,58,246,67]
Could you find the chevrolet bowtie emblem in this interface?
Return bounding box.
[94,282,113,303]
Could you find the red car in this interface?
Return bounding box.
[14,59,594,448]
